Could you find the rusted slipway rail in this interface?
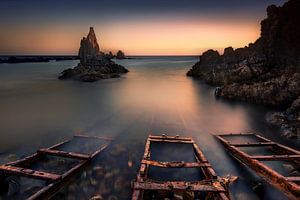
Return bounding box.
[132,134,230,200]
[216,133,300,200]
[0,134,113,200]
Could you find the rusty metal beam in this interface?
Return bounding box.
[5,153,41,167]
[216,134,300,200]
[0,134,113,200]
[141,159,211,168]
[47,138,71,150]
[28,139,111,200]
[251,155,300,161]
[0,165,60,181]
[230,142,275,147]
[37,148,90,160]
[286,177,300,182]
[74,134,113,141]
[133,181,226,192]
[149,135,192,141]
[132,134,229,200]
[217,133,254,137]
[191,139,217,179]
[149,138,194,144]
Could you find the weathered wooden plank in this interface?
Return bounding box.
[251,155,300,161]
[141,159,211,168]
[216,135,300,200]
[0,165,60,181]
[37,148,90,160]
[133,181,226,192]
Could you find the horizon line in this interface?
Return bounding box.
[0,54,200,57]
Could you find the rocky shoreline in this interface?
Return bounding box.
[187,0,300,139]
[59,27,128,82]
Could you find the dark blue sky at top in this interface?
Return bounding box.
[0,0,286,26]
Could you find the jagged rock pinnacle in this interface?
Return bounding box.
[78,27,100,64]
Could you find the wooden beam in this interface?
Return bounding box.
[251,155,300,161]
[141,159,211,168]
[0,165,60,181]
[37,148,90,160]
[133,181,226,192]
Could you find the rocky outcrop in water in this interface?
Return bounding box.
[116,50,126,59]
[187,0,300,139]
[59,27,128,82]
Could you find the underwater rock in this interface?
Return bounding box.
[90,195,104,200]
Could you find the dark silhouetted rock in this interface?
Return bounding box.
[187,0,300,139]
[116,50,126,59]
[59,27,128,82]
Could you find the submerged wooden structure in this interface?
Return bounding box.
[132,134,230,200]
[0,134,113,200]
[216,133,300,200]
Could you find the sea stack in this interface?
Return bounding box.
[116,50,126,59]
[59,27,128,82]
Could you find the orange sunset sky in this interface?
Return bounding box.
[0,0,285,55]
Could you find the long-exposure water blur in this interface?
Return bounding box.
[0,57,299,199]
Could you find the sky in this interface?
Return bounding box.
[0,0,286,55]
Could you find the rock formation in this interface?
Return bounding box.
[187,0,300,139]
[59,27,128,82]
[116,50,126,59]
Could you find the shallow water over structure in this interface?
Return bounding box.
[0,57,299,199]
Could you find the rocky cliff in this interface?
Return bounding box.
[59,27,128,82]
[187,0,300,138]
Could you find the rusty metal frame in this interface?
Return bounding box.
[216,133,300,200]
[0,134,113,200]
[132,134,229,200]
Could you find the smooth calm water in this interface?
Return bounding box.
[0,57,299,200]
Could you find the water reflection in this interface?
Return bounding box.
[0,57,299,199]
